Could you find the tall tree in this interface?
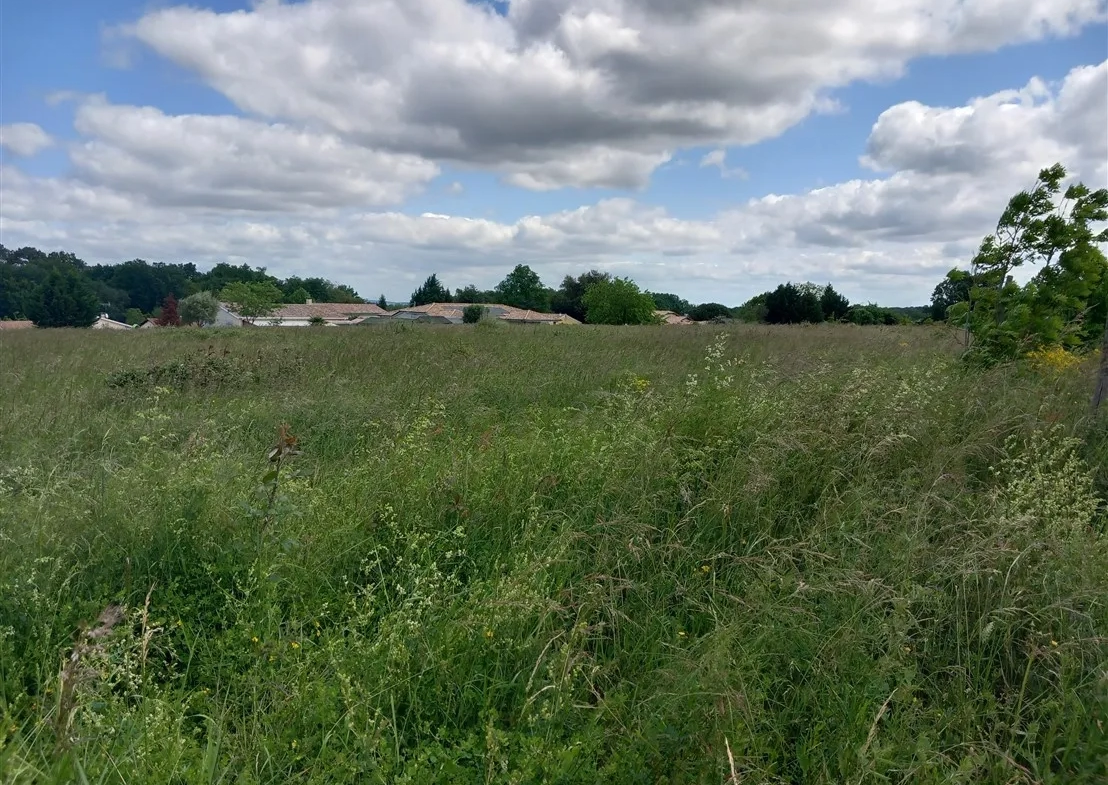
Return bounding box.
[27,267,98,328]
[582,277,657,325]
[155,293,181,326]
[494,264,551,311]
[930,269,972,321]
[820,284,851,321]
[377,294,388,310]
[764,283,824,324]
[552,270,612,322]
[179,291,219,326]
[960,163,1108,363]
[409,274,451,306]
[649,292,691,315]
[221,281,283,323]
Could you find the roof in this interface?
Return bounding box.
[270,302,388,319]
[391,303,575,324]
[655,310,694,325]
[0,320,34,330]
[92,314,134,329]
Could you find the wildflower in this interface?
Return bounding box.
[175,619,183,627]
[700,565,711,574]
[484,629,494,640]
[290,641,301,649]
[291,740,298,750]
[1051,639,1059,648]
[677,630,687,638]
[251,636,259,644]
[269,655,276,663]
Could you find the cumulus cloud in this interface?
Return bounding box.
[0,123,54,157]
[122,0,1106,189]
[67,98,440,211]
[700,149,748,180]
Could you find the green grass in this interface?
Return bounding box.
[1,323,1105,784]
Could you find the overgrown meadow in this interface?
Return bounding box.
[1,323,1105,784]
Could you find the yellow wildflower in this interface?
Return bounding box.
[290,641,300,649]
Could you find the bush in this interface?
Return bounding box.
[462,304,487,324]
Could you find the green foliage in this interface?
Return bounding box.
[284,287,311,304]
[1,326,1105,782]
[847,303,903,325]
[179,292,219,327]
[764,282,824,324]
[820,284,851,321]
[462,304,487,324]
[453,285,494,304]
[582,277,658,324]
[220,281,284,323]
[733,293,769,323]
[552,269,611,321]
[124,308,145,326]
[377,294,388,310]
[931,269,972,321]
[649,291,691,315]
[689,302,732,321]
[409,274,452,306]
[493,264,552,311]
[962,163,1108,363]
[27,266,99,328]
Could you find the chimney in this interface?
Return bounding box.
[306,298,313,304]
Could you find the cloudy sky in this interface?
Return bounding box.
[1,0,1106,305]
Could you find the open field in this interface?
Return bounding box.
[1,323,1106,783]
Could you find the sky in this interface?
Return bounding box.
[1,0,1106,306]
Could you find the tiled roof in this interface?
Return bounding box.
[655,310,694,325]
[391,303,575,324]
[0,320,34,330]
[271,302,389,319]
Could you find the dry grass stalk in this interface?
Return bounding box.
[53,604,125,752]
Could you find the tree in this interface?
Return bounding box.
[125,308,145,326]
[552,270,611,322]
[930,269,971,321]
[308,315,327,327]
[27,267,98,327]
[820,285,851,321]
[155,293,181,326]
[377,294,388,310]
[764,283,824,324]
[689,302,732,322]
[582,277,657,325]
[463,304,487,324]
[649,292,691,315]
[961,164,1108,363]
[221,281,283,323]
[494,264,552,311]
[284,287,311,304]
[410,274,451,306]
[180,291,219,326]
[734,293,768,323]
[455,285,494,304]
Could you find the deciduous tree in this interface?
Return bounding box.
[582,277,657,325]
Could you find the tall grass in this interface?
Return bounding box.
[1,324,1105,783]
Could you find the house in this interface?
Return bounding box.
[249,301,390,327]
[0,320,34,331]
[387,303,574,325]
[91,313,134,330]
[137,319,160,329]
[655,310,694,325]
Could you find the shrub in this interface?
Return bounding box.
[462,304,487,324]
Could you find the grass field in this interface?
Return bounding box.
[1,323,1106,784]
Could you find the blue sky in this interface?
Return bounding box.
[2,1,1106,305]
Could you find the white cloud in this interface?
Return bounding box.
[67,98,440,211]
[121,0,1106,190]
[2,26,1105,306]
[700,148,748,180]
[0,124,54,157]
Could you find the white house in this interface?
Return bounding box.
[91,313,134,330]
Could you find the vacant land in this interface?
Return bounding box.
[1,323,1105,784]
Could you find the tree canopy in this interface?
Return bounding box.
[494,264,552,311]
[26,266,98,328]
[957,163,1108,363]
[582,277,658,325]
[180,291,220,327]
[221,281,283,322]
[410,274,452,306]
[552,270,612,322]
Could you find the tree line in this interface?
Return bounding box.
[0,247,368,327]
